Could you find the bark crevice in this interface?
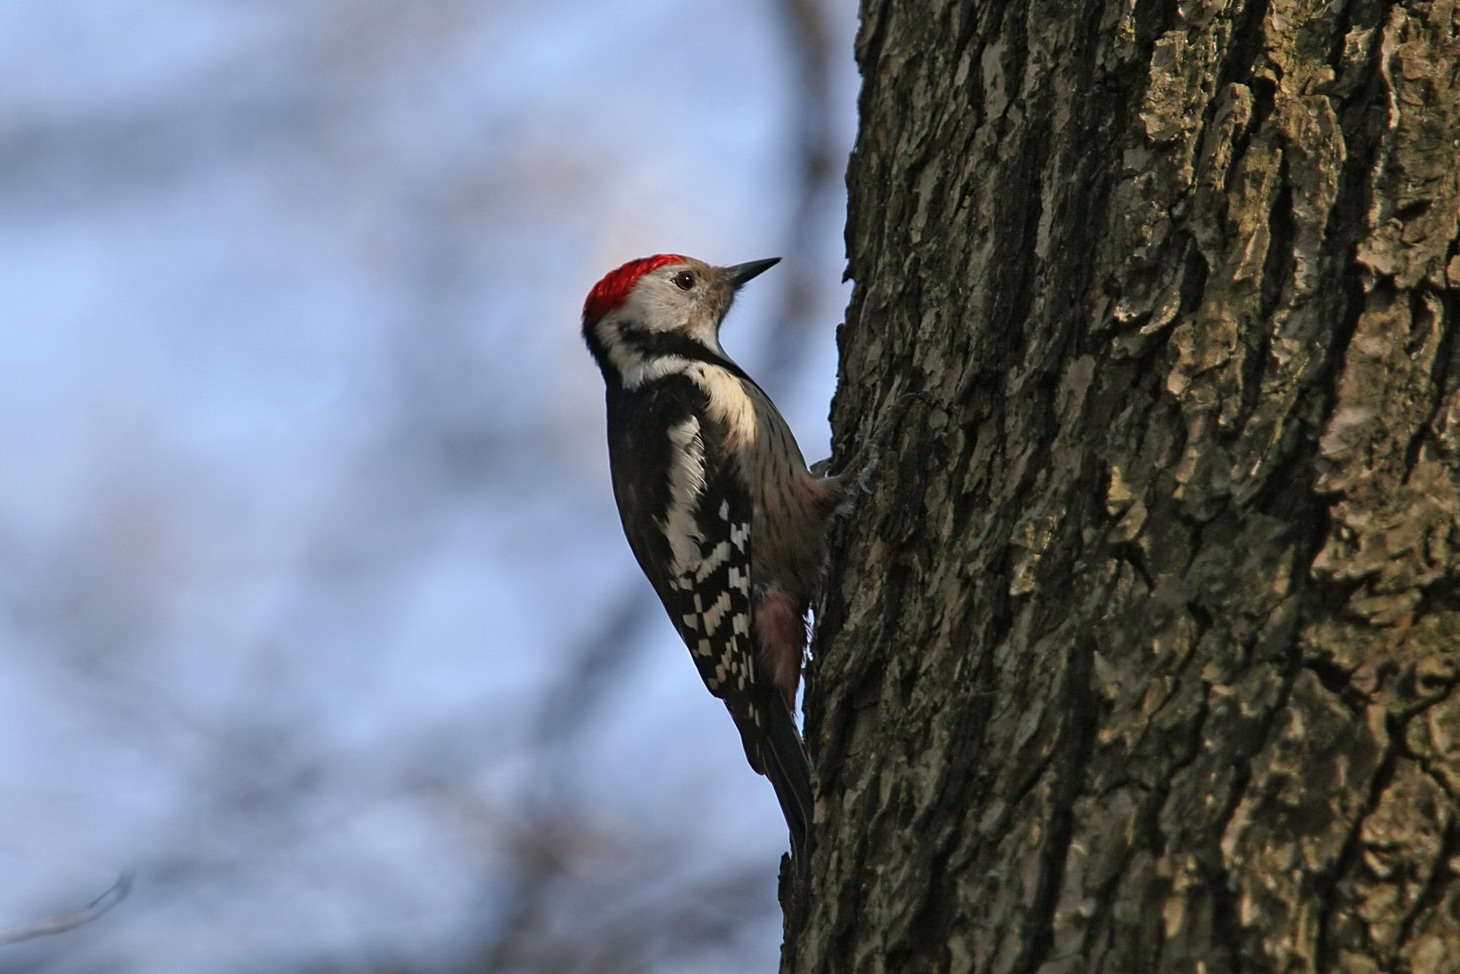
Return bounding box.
[788,1,1460,969]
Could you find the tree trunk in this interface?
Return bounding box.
[787,2,1460,972]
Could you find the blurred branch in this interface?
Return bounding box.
[533,584,657,752]
[761,0,841,391]
[0,873,131,946]
[779,0,837,196]
[475,844,775,974]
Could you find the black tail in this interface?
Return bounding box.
[750,698,814,871]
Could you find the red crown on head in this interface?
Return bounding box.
[582,254,688,325]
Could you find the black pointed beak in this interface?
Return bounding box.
[725,257,781,288]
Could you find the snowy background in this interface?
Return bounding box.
[0,3,857,972]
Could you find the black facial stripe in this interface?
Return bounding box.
[613,326,754,382]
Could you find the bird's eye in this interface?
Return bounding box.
[673,271,695,290]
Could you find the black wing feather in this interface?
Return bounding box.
[604,376,812,865]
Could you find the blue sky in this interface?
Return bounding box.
[0,3,857,971]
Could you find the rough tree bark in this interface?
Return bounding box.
[787,2,1460,972]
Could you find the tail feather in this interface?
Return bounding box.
[749,699,813,870]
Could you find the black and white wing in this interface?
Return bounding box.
[605,377,812,863]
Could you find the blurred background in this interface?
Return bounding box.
[0,2,857,972]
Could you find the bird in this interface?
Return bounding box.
[580,254,844,868]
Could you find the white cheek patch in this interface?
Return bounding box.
[618,274,689,331]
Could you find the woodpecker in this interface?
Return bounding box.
[581,254,840,868]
